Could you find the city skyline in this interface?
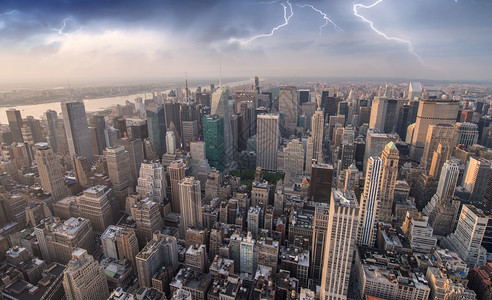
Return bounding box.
[0,0,491,83]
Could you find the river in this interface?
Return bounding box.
[0,79,252,124]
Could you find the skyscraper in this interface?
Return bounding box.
[368,96,387,131]
[423,160,461,236]
[166,130,176,154]
[115,137,144,185]
[104,146,133,208]
[378,142,399,223]
[45,110,59,152]
[179,177,202,232]
[357,156,383,247]
[136,160,167,204]
[462,156,491,203]
[169,160,185,213]
[409,98,460,162]
[211,88,233,166]
[321,189,359,300]
[6,109,24,143]
[202,115,225,171]
[311,109,324,162]
[88,115,106,156]
[420,124,457,172]
[279,86,298,134]
[454,122,479,147]
[442,205,489,268]
[78,185,114,233]
[309,161,334,203]
[311,203,330,284]
[363,129,398,173]
[136,232,178,287]
[63,248,109,300]
[101,225,139,268]
[61,101,94,162]
[146,104,167,159]
[34,143,69,201]
[131,198,164,247]
[35,217,95,264]
[408,82,422,100]
[256,114,280,171]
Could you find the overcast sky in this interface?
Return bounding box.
[0,0,491,83]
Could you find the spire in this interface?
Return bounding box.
[219,56,222,88]
[185,71,189,101]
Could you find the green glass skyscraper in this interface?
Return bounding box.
[203,115,225,171]
[146,104,167,159]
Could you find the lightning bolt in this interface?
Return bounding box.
[297,4,343,34]
[0,10,16,16]
[353,0,424,64]
[233,0,293,45]
[51,17,82,37]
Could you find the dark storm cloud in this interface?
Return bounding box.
[0,0,491,80]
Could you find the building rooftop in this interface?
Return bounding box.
[2,262,64,300]
[170,268,211,292]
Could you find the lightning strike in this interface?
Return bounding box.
[52,17,78,37]
[297,4,343,34]
[237,0,293,45]
[0,10,16,16]
[353,0,424,64]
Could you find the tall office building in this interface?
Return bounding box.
[56,120,69,155]
[454,122,479,147]
[256,114,280,171]
[378,142,399,223]
[320,189,359,300]
[279,86,298,134]
[442,205,489,268]
[101,225,139,268]
[35,217,95,264]
[72,155,91,187]
[6,109,24,142]
[311,109,324,161]
[169,160,186,213]
[423,160,461,236]
[368,96,387,131]
[408,82,422,100]
[115,137,144,185]
[104,146,133,208]
[408,98,460,162]
[131,198,165,247]
[277,139,304,175]
[309,161,334,203]
[363,129,398,173]
[211,88,233,166]
[63,248,109,300]
[166,130,176,154]
[146,104,167,158]
[462,157,491,203]
[420,124,457,172]
[78,185,114,233]
[203,115,225,171]
[61,101,94,162]
[46,110,59,152]
[240,233,257,276]
[88,115,106,156]
[34,143,69,201]
[179,177,203,232]
[311,203,330,283]
[136,233,178,287]
[357,156,383,247]
[136,161,167,204]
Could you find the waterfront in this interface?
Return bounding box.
[0,79,252,124]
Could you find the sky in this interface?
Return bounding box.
[0,0,491,84]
